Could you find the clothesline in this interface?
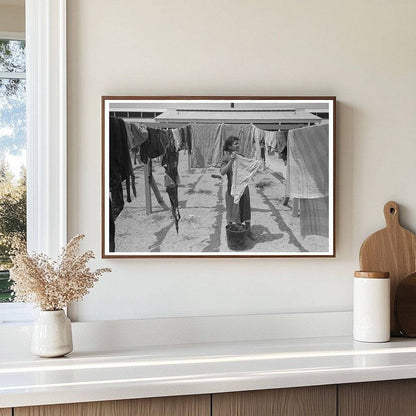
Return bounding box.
[121,121,291,169]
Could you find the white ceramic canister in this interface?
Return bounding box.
[353,271,390,343]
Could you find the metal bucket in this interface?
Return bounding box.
[226,224,248,251]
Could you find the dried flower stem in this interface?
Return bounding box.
[10,235,111,310]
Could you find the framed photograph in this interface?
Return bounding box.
[102,96,336,258]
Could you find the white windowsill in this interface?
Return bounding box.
[0,303,35,324]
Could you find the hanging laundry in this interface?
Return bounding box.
[221,154,251,224]
[189,123,223,168]
[275,130,288,164]
[171,128,183,151]
[139,127,169,164]
[130,122,149,151]
[300,197,329,238]
[109,198,115,252]
[179,125,192,151]
[276,131,287,155]
[264,130,277,152]
[251,124,266,162]
[124,121,135,151]
[162,143,181,233]
[109,116,136,219]
[162,134,180,185]
[222,124,255,158]
[231,154,262,204]
[166,129,176,151]
[286,123,329,199]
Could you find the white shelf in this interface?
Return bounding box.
[2,335,416,408]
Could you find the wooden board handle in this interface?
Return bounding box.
[384,201,400,228]
[354,271,389,279]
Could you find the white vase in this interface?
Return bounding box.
[31,310,73,357]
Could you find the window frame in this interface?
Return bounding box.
[0,0,67,323]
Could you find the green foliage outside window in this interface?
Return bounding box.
[0,161,26,302]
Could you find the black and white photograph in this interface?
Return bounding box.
[102,97,335,257]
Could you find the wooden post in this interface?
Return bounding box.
[282,196,290,207]
[150,176,164,204]
[292,198,299,217]
[144,161,152,215]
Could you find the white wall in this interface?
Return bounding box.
[67,0,416,322]
[0,3,24,33]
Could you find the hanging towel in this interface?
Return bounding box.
[231,154,262,204]
[130,123,149,150]
[286,123,329,199]
[276,131,287,155]
[171,128,183,151]
[300,197,329,238]
[189,123,223,168]
[124,121,135,150]
[222,124,255,158]
[264,130,277,150]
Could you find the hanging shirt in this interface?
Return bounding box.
[231,154,262,203]
[139,127,168,163]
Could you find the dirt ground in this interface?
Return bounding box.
[115,152,329,254]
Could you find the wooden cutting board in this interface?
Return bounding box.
[359,201,416,336]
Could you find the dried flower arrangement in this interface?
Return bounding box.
[10,234,111,311]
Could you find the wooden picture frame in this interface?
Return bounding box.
[102,96,336,258]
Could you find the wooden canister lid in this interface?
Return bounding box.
[354,271,390,279]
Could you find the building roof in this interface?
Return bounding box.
[156,109,321,124]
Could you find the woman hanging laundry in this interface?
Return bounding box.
[220,136,261,241]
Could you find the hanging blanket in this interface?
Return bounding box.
[286,123,329,199]
[189,123,223,168]
[231,154,262,203]
[300,197,329,237]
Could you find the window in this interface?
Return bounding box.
[0,0,67,323]
[0,36,26,305]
